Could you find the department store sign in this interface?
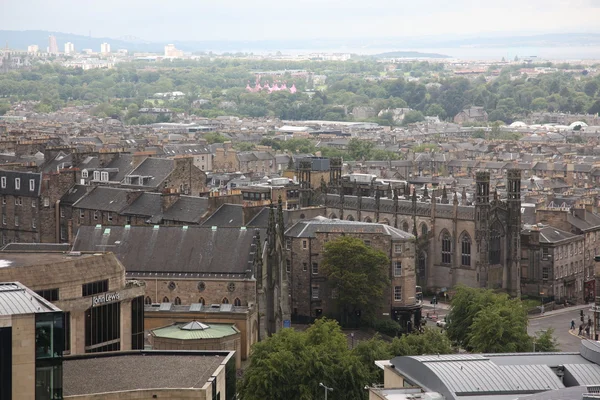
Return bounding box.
[92,292,121,307]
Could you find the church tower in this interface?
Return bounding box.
[475,171,491,288]
[506,169,522,297]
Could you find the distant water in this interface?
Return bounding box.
[265,46,600,61]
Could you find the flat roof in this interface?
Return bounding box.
[63,351,231,396]
[0,252,97,269]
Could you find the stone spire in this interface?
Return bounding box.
[453,191,458,205]
[441,185,449,204]
[267,201,276,253]
[423,185,429,199]
[277,195,285,242]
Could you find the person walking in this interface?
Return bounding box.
[579,324,584,336]
[571,320,576,330]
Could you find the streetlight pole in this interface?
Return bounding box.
[320,383,333,400]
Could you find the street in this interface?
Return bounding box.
[528,306,592,352]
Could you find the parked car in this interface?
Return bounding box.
[436,320,447,328]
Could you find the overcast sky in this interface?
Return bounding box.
[2,0,600,42]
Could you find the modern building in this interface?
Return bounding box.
[63,350,236,400]
[100,43,110,54]
[27,45,39,53]
[63,42,75,55]
[0,249,146,355]
[374,340,600,400]
[151,321,242,367]
[285,216,420,326]
[48,35,59,54]
[0,281,64,400]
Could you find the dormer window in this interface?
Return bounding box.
[29,179,35,192]
[81,170,88,178]
[93,171,100,181]
[100,172,109,182]
[14,178,20,190]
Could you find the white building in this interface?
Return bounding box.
[164,44,184,58]
[27,45,39,53]
[64,42,75,54]
[100,43,111,54]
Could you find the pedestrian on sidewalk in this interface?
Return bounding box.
[571,320,576,330]
[579,324,584,336]
[586,325,591,338]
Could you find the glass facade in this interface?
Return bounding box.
[131,296,145,350]
[82,280,108,297]
[35,312,64,400]
[84,302,120,353]
[0,327,11,400]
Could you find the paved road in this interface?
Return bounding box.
[528,307,593,352]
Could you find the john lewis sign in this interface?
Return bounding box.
[92,292,121,307]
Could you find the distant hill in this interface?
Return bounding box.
[0,30,163,53]
[372,51,450,59]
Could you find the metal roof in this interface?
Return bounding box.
[564,363,600,386]
[0,282,60,316]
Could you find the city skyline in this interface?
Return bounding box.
[2,0,600,42]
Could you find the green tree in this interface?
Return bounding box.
[388,328,454,356]
[203,132,228,144]
[347,138,374,161]
[467,300,530,353]
[533,329,559,352]
[322,237,390,325]
[402,110,425,125]
[238,319,370,400]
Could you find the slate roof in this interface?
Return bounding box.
[285,216,414,240]
[103,153,135,183]
[72,225,264,276]
[0,243,71,252]
[163,144,211,156]
[0,282,60,316]
[538,226,579,244]
[121,192,161,217]
[124,158,174,188]
[0,170,42,198]
[158,196,209,224]
[201,204,244,227]
[73,186,130,212]
[246,207,291,228]
[60,184,89,205]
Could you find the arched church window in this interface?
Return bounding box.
[490,223,502,264]
[461,235,471,266]
[442,232,452,264]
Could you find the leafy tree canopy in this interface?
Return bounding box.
[322,236,390,325]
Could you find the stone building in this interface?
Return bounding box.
[72,202,290,340]
[284,216,419,326]
[150,321,242,367]
[144,302,258,365]
[453,106,489,124]
[0,249,146,355]
[0,169,77,245]
[0,281,64,400]
[325,169,523,296]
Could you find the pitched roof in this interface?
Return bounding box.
[72,225,263,276]
[124,158,174,188]
[201,204,245,227]
[158,196,209,224]
[121,192,161,217]
[73,186,130,212]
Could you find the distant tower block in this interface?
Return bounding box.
[48,35,59,54]
[100,42,111,54]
